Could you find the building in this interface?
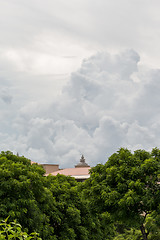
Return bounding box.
[42,164,59,175]
[45,155,91,182]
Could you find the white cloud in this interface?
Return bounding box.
[0,49,159,168]
[1,1,160,167]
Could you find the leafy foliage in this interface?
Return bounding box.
[113,228,142,240]
[0,217,41,239]
[83,148,160,239]
[1,148,160,239]
[0,151,51,238]
[0,151,114,239]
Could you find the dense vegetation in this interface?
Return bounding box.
[0,217,41,239]
[0,148,160,239]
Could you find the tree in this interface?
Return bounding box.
[0,151,55,239]
[0,151,109,239]
[0,217,41,240]
[44,174,115,240]
[113,228,141,240]
[83,148,160,240]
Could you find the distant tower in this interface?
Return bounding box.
[75,155,90,168]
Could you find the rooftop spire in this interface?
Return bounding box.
[80,155,85,163]
[75,155,90,168]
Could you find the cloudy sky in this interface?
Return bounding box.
[1,0,160,167]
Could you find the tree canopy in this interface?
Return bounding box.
[1,148,160,239]
[0,151,113,239]
[83,148,160,240]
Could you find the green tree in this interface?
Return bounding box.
[0,151,56,239]
[0,151,109,240]
[113,228,142,240]
[0,217,41,239]
[83,148,160,240]
[44,174,115,240]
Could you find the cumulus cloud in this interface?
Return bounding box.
[1,49,160,168]
[1,1,160,168]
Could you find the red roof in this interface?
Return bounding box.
[46,167,91,178]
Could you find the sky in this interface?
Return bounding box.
[1,0,160,168]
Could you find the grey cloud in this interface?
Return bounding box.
[0,87,12,104]
[1,0,160,68]
[1,1,160,167]
[1,49,160,168]
[1,94,12,104]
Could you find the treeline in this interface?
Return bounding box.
[0,149,160,239]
